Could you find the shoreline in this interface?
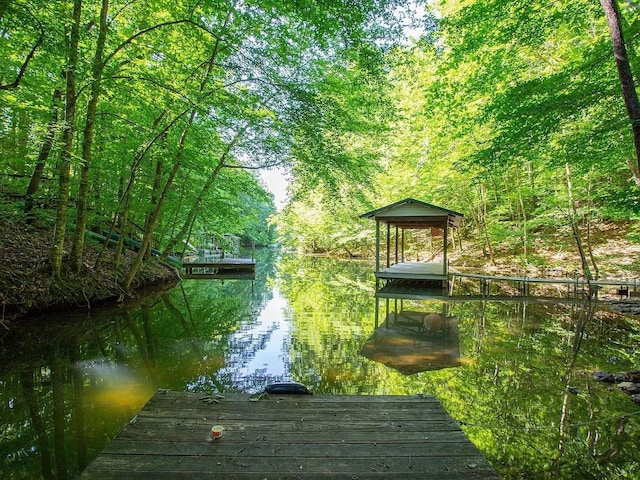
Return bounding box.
[0,220,182,327]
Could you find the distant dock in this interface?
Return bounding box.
[182,258,256,279]
[79,391,500,479]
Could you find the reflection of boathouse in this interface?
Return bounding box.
[361,306,460,375]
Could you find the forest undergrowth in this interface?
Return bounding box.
[451,221,640,282]
[0,218,180,326]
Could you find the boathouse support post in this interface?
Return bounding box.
[375,221,380,329]
[443,221,448,276]
[375,220,380,273]
[385,298,390,327]
[394,298,399,324]
[375,297,379,328]
[386,223,391,268]
[394,225,399,265]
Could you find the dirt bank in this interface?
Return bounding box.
[0,219,180,326]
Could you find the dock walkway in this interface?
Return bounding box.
[375,262,640,300]
[80,391,499,479]
[183,258,255,279]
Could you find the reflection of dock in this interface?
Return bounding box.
[450,271,640,299]
[377,277,447,299]
[79,391,499,479]
[183,258,256,280]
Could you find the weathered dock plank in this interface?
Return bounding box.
[79,391,500,479]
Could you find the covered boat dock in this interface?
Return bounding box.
[360,198,464,327]
[360,198,463,289]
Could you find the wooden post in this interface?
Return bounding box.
[443,220,448,275]
[375,220,380,273]
[401,228,405,263]
[375,220,380,330]
[394,225,399,265]
[393,298,398,325]
[375,296,379,329]
[386,223,391,268]
[385,298,390,328]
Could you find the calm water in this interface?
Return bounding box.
[1,251,639,479]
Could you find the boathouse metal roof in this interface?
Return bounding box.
[359,198,463,229]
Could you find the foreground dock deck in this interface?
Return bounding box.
[80,391,499,479]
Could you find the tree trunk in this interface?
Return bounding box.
[478,183,495,264]
[514,166,528,263]
[69,340,88,469]
[122,113,195,289]
[114,184,130,266]
[585,168,600,280]
[565,163,593,283]
[601,0,640,185]
[51,348,69,480]
[50,0,82,278]
[0,28,43,90]
[25,89,62,222]
[93,109,181,269]
[144,158,163,260]
[20,369,54,480]
[71,0,109,272]
[161,126,247,258]
[16,110,28,173]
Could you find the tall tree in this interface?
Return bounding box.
[50,0,82,278]
[122,16,229,287]
[24,89,62,221]
[160,125,248,259]
[2,0,414,283]
[601,0,640,185]
[71,0,110,272]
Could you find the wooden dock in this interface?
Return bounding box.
[183,258,255,279]
[373,262,640,301]
[377,262,448,281]
[79,391,500,479]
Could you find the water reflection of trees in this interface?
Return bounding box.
[441,299,640,479]
[278,254,379,393]
[1,312,132,480]
[0,249,276,479]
